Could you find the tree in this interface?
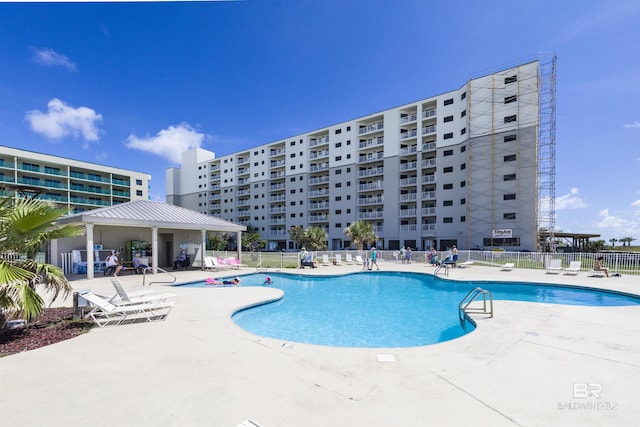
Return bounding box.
[0,196,84,322]
[609,238,617,247]
[207,232,232,251]
[240,226,266,252]
[620,237,636,247]
[343,221,378,250]
[288,226,306,250]
[303,226,328,251]
[587,240,606,252]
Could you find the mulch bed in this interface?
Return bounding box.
[0,307,94,357]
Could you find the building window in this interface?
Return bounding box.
[335,223,342,228]
[135,179,143,185]
[503,212,516,220]
[504,134,517,142]
[460,163,466,170]
[460,145,466,153]
[461,92,466,100]
[335,142,342,148]
[443,166,453,173]
[335,209,341,215]
[335,169,342,175]
[443,200,453,206]
[335,182,342,188]
[460,216,466,222]
[443,149,453,156]
[444,115,453,122]
[335,196,342,201]
[504,154,517,162]
[505,75,517,84]
[444,98,453,106]
[443,183,453,190]
[460,128,466,135]
[335,129,342,134]
[443,217,453,223]
[504,174,516,181]
[461,110,466,118]
[335,156,342,161]
[504,193,516,200]
[504,115,517,123]
[460,198,466,204]
[460,180,466,187]
[504,95,517,104]
[443,133,453,139]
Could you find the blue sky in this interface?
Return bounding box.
[1,0,639,244]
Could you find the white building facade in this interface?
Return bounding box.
[167,59,555,252]
[0,145,151,213]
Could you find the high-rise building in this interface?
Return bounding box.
[167,57,556,252]
[0,145,151,213]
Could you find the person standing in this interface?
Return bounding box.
[399,246,406,264]
[452,245,458,268]
[370,247,379,270]
[406,247,412,264]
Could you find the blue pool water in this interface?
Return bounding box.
[180,272,640,348]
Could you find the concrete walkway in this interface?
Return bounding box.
[1,262,639,426]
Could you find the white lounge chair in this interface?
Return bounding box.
[588,269,607,277]
[355,255,364,265]
[321,254,331,266]
[344,253,354,264]
[500,263,515,271]
[110,278,178,305]
[546,259,563,274]
[334,254,343,265]
[204,257,223,271]
[563,261,581,275]
[81,290,176,327]
[458,260,474,268]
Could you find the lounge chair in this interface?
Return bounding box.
[500,263,515,271]
[334,254,343,265]
[458,260,474,268]
[546,259,563,274]
[110,278,178,305]
[216,257,232,270]
[321,254,331,266]
[355,255,364,264]
[204,257,223,271]
[588,269,607,277]
[344,253,354,264]
[80,290,176,327]
[227,257,248,269]
[563,261,581,275]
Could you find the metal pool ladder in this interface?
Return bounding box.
[459,287,494,329]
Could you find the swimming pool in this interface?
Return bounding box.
[182,272,640,348]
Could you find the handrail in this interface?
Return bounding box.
[256,258,267,272]
[142,267,177,286]
[458,287,493,329]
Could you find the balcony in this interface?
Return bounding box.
[400,145,418,155]
[308,215,329,223]
[309,135,329,147]
[421,174,436,184]
[210,174,221,181]
[400,161,417,171]
[399,177,418,187]
[400,224,417,232]
[237,157,250,165]
[269,148,285,157]
[270,171,285,179]
[210,164,220,171]
[400,193,417,202]
[308,176,329,185]
[269,206,286,214]
[237,208,250,216]
[269,195,286,202]
[422,158,437,168]
[269,217,286,225]
[357,196,384,206]
[209,203,221,210]
[308,189,329,198]
[309,163,329,172]
[422,207,436,216]
[269,230,288,237]
[422,223,437,233]
[400,113,417,123]
[422,125,437,136]
[236,189,250,196]
[270,159,285,168]
[358,122,384,135]
[400,208,417,218]
[357,211,384,220]
[209,194,221,200]
[237,168,250,175]
[309,150,329,160]
[422,108,437,119]
[236,200,250,207]
[357,181,383,192]
[269,183,286,191]
[358,136,384,150]
[400,129,418,140]
[422,142,436,151]
[358,152,384,163]
[422,191,436,200]
[357,167,384,178]
[308,202,329,210]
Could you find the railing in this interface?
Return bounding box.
[459,287,493,329]
[142,267,177,286]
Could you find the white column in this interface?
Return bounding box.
[201,229,206,267]
[236,231,242,261]
[152,226,159,273]
[86,223,94,280]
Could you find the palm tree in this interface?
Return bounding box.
[343,221,378,251]
[303,226,328,251]
[0,195,84,322]
[619,237,636,247]
[288,225,306,250]
[609,238,618,248]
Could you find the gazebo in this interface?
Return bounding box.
[54,200,246,279]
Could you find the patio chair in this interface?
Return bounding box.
[546,259,563,274]
[334,254,343,265]
[321,254,331,266]
[203,257,222,271]
[500,263,515,271]
[355,255,364,264]
[563,261,581,275]
[110,278,178,305]
[458,260,474,268]
[227,257,248,269]
[80,290,176,327]
[345,253,354,264]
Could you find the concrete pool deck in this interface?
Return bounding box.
[1,262,639,426]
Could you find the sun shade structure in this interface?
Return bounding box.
[56,200,246,279]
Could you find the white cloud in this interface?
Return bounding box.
[632,200,640,208]
[624,121,640,129]
[30,47,77,71]
[595,209,640,239]
[25,98,102,144]
[555,188,588,210]
[125,123,205,164]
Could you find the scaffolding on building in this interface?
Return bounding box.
[536,53,557,252]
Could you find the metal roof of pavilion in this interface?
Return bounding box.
[59,200,246,232]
